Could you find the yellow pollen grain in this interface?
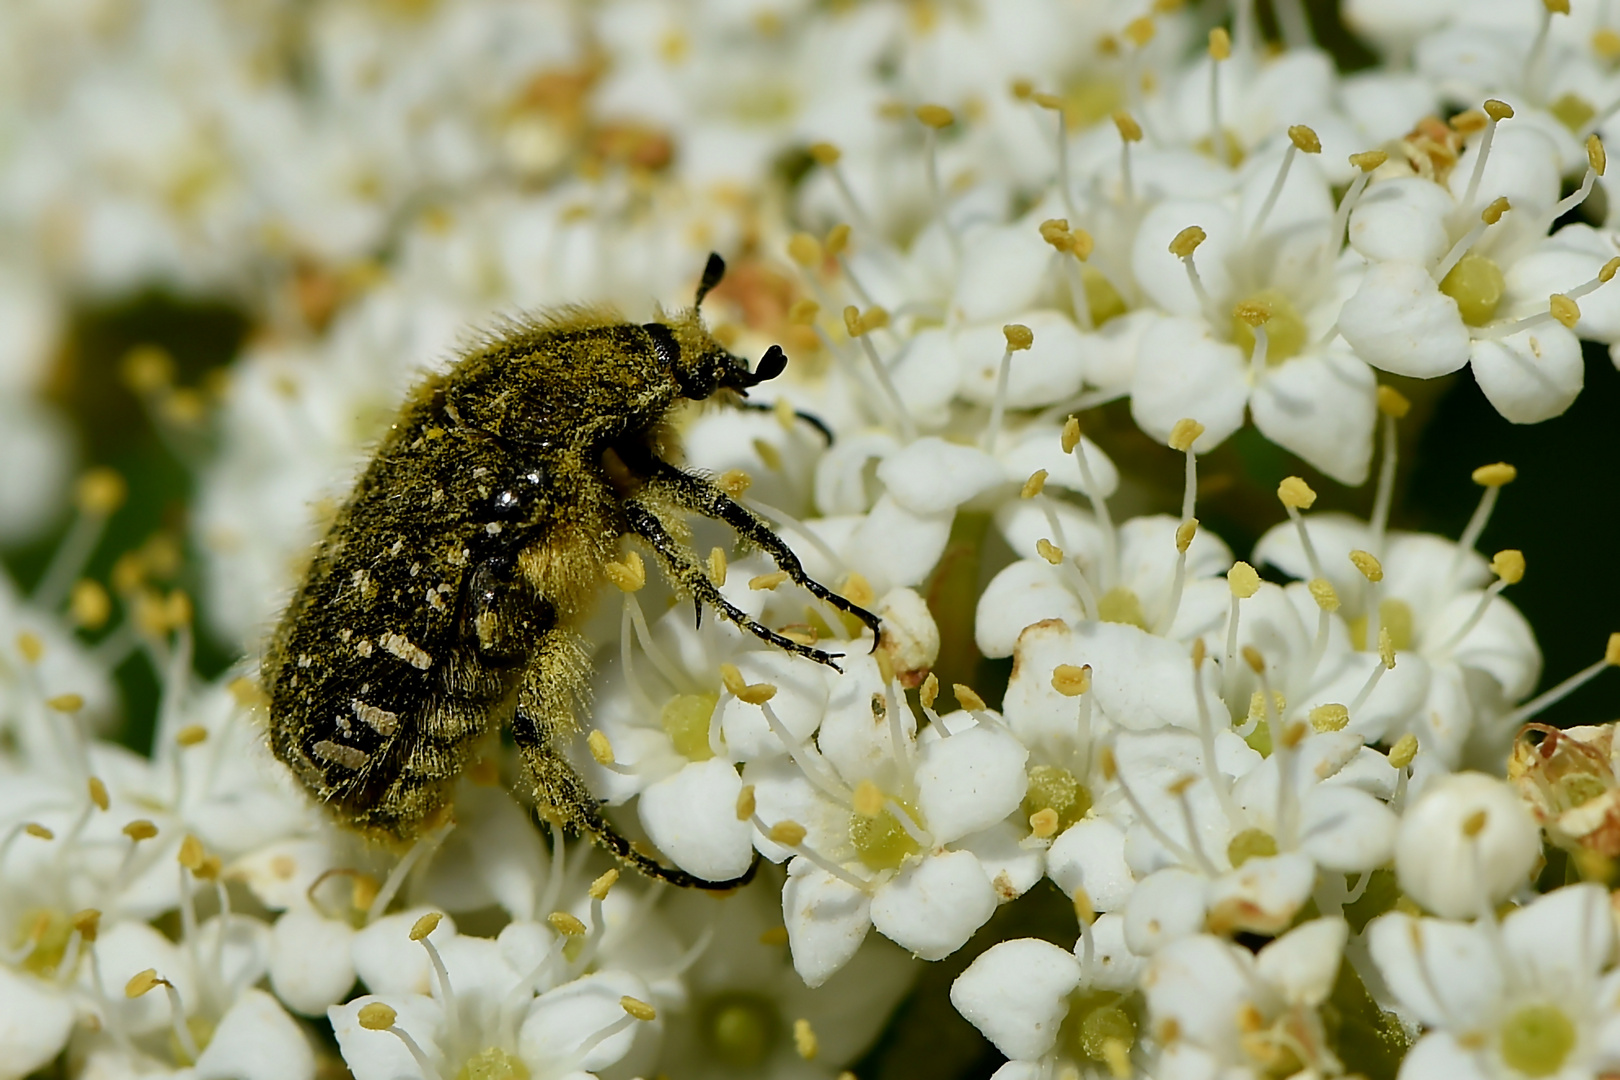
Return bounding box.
[1550,293,1581,328]
[1036,538,1064,565]
[707,547,728,588]
[769,820,808,847]
[72,909,101,943]
[1233,299,1271,327]
[719,469,752,496]
[1123,16,1155,46]
[1169,225,1206,258]
[76,468,128,515]
[123,819,158,842]
[1473,462,1518,487]
[841,571,875,608]
[175,724,207,747]
[548,911,587,937]
[16,632,43,664]
[1483,98,1515,122]
[1051,663,1092,696]
[1309,578,1340,612]
[24,822,53,840]
[409,912,442,941]
[1029,807,1060,838]
[357,1002,397,1030]
[1176,518,1198,554]
[920,673,939,710]
[1310,703,1350,732]
[1389,733,1420,769]
[125,969,163,998]
[1482,196,1511,225]
[1462,808,1489,836]
[736,784,757,821]
[590,869,619,901]
[1350,549,1385,582]
[1378,625,1397,668]
[1377,385,1411,418]
[749,570,789,590]
[1288,124,1322,153]
[915,104,955,128]
[825,224,851,257]
[587,730,615,765]
[1242,646,1266,674]
[853,779,885,818]
[1061,415,1082,454]
[1491,549,1526,584]
[1168,418,1204,452]
[954,683,988,711]
[1113,110,1144,142]
[808,142,842,166]
[47,693,84,713]
[1589,134,1607,176]
[1278,476,1317,509]
[1209,26,1231,59]
[1228,561,1261,599]
[788,233,822,267]
[87,777,109,811]
[621,995,657,1022]
[1003,324,1034,351]
[1604,632,1620,665]
[1350,149,1389,172]
[794,1018,819,1061]
[1021,470,1048,499]
[605,551,646,592]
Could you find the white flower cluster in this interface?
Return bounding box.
[5,0,1620,1078]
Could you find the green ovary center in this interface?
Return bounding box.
[850,798,923,870]
[13,908,71,977]
[662,692,718,761]
[1230,289,1308,365]
[1439,253,1506,327]
[1097,586,1148,629]
[1064,990,1140,1068]
[1499,1003,1577,1077]
[1227,828,1278,868]
[456,1047,531,1080]
[705,994,778,1067]
[1083,267,1127,327]
[1023,765,1093,833]
[1349,599,1414,652]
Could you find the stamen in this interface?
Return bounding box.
[1154,419,1204,636]
[34,468,127,611]
[1225,562,1261,706]
[843,305,917,440]
[808,143,876,235]
[368,814,454,924]
[1249,652,1301,848]
[1114,111,1143,203]
[1545,135,1606,225]
[1330,151,1389,254]
[984,325,1034,455]
[1235,300,1271,381]
[411,913,462,1054]
[1208,29,1230,163]
[1278,477,1325,581]
[752,814,871,890]
[1064,416,1116,583]
[1434,197,1511,283]
[1499,633,1620,727]
[1350,627,1397,716]
[883,798,932,847]
[1461,100,1514,212]
[1112,753,1205,870]
[1369,387,1408,559]
[625,591,687,691]
[915,105,960,257]
[1302,578,1340,694]
[1032,94,1078,220]
[358,1001,441,1080]
[1169,226,1219,324]
[1434,550,1523,656]
[126,969,200,1064]
[1168,775,1222,875]
[760,700,852,802]
[1249,126,1321,241]
[1190,643,1244,828]
[1453,462,1516,580]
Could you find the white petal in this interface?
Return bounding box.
[950,938,1082,1060]
[1367,912,1502,1029]
[891,327,965,428]
[1047,818,1135,912]
[269,908,358,1016]
[93,920,196,1035]
[1299,784,1399,872]
[0,967,73,1080]
[956,820,1044,902]
[638,758,755,883]
[1077,913,1147,993]
[1502,884,1614,997]
[1123,868,1210,955]
[783,857,873,987]
[870,850,997,961]
[1143,934,1253,1059]
[1130,316,1249,451]
[1205,852,1317,936]
[1346,176,1456,265]
[1251,349,1377,486]
[877,437,1006,515]
[974,560,1084,660]
[351,909,456,997]
[1132,201,1238,317]
[719,648,830,762]
[195,989,315,1080]
[953,227,1058,323]
[815,432,902,516]
[844,495,953,592]
[1447,124,1564,217]
[329,995,442,1080]
[997,427,1119,499]
[1338,261,1471,378]
[955,312,1089,407]
[1394,772,1540,919]
[520,971,655,1075]
[916,725,1029,845]
[1256,917,1347,1007]
[1469,325,1583,424]
[1396,1032,1494,1080]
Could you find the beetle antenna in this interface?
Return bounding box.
[741,344,788,387]
[695,252,726,308]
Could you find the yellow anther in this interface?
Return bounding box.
[16,632,43,664]
[1036,538,1064,565]
[1550,293,1581,329]
[787,298,820,325]
[1472,462,1518,487]
[1483,99,1516,122]
[920,673,939,710]
[1605,633,1620,666]
[1209,26,1231,59]
[1288,124,1322,154]
[841,305,862,336]
[1349,549,1385,582]
[769,820,808,846]
[409,912,441,941]
[1071,229,1095,261]
[604,551,646,592]
[1098,746,1118,781]
[1309,578,1340,612]
[1378,625,1397,668]
[749,570,789,590]
[760,925,790,946]
[1389,733,1420,769]
[706,546,728,588]
[1491,549,1526,584]
[1452,109,1488,134]
[590,869,619,901]
[1310,704,1350,732]
[1168,418,1204,452]
[175,725,207,747]
[178,834,207,871]
[1029,808,1060,838]
[825,223,851,257]
[1595,27,1620,57]
[1010,79,1034,101]
[1277,476,1317,509]
[76,468,128,515]
[1232,299,1271,327]
[1602,258,1620,284]
[1003,324,1034,351]
[87,777,109,811]
[1589,134,1607,176]
[736,784,757,821]
[123,820,158,842]
[125,969,163,999]
[1350,149,1389,172]
[955,683,988,711]
[915,104,955,128]
[853,779,885,818]
[72,909,101,943]
[1061,415,1082,454]
[47,693,84,713]
[621,996,658,1022]
[1039,218,1074,252]
[1280,720,1308,749]
[70,580,111,630]
[1376,385,1411,418]
[24,823,53,840]
[1021,470,1048,499]
[358,1002,398,1030]
[1545,0,1570,13]
[1192,639,1207,667]
[1461,808,1489,837]
[587,730,615,765]
[548,911,587,937]
[1051,664,1092,697]
[1166,775,1196,797]
[841,571,875,608]
[1113,110,1144,142]
[738,681,777,706]
[1123,16,1155,46]
[808,142,842,166]
[717,469,752,497]
[1169,225,1206,258]
[1242,646,1266,674]
[1228,561,1261,599]
[787,232,822,268]
[1032,91,1064,111]
[1482,196,1511,225]
[1175,519,1198,554]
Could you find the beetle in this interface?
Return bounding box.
[263,254,879,889]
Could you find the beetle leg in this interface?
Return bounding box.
[621,499,848,670]
[730,400,835,445]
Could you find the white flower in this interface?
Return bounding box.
[1393,771,1540,919]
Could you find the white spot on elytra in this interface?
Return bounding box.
[355,639,373,658]
[313,740,369,770]
[379,631,432,670]
[352,699,400,736]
